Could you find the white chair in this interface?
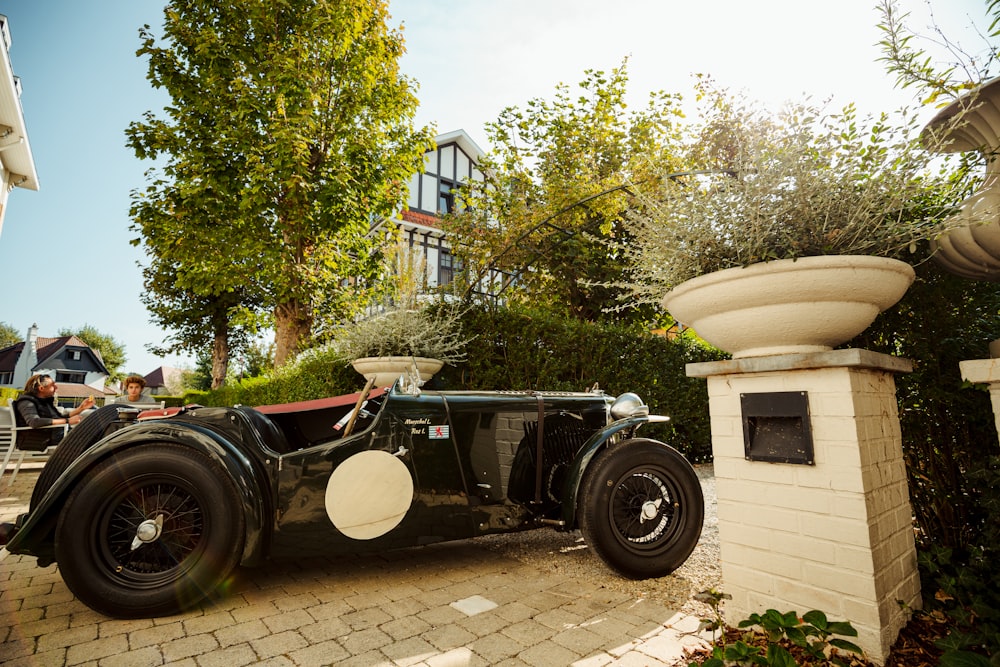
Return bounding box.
[1,398,68,488]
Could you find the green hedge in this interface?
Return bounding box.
[194,304,725,462]
[192,344,365,408]
[436,306,726,461]
[147,395,189,408]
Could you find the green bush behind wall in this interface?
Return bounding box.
[436,306,725,461]
[193,304,725,462]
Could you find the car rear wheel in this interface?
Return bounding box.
[579,438,704,579]
[54,444,245,618]
[30,404,123,510]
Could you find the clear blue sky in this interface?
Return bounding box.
[0,0,988,376]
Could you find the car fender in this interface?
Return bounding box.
[6,420,270,566]
[559,415,671,526]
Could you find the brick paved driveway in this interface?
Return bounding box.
[1,468,708,667]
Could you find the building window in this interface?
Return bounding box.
[0,371,12,384]
[439,180,455,214]
[438,250,464,286]
[70,350,81,360]
[56,371,86,384]
[440,250,454,286]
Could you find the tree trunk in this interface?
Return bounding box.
[273,299,312,368]
[210,326,229,390]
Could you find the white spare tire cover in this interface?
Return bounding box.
[325,450,414,540]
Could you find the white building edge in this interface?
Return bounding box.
[0,14,39,239]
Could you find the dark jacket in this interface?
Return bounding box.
[13,394,66,451]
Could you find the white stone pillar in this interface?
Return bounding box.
[686,349,920,664]
[959,358,1000,443]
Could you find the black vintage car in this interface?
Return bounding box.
[1,380,703,618]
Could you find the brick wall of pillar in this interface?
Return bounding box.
[689,350,920,664]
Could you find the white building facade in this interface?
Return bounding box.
[396,129,485,290]
[0,14,39,239]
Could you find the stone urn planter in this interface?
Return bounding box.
[351,356,444,386]
[931,180,1000,281]
[661,255,915,358]
[923,75,1000,281]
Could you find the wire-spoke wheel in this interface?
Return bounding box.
[103,481,204,575]
[55,444,244,617]
[579,438,704,579]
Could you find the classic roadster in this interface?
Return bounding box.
[1,378,704,618]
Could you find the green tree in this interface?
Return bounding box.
[58,325,128,383]
[140,241,264,389]
[878,0,1000,103]
[188,350,214,392]
[230,338,274,380]
[444,61,684,323]
[0,321,19,348]
[127,0,434,368]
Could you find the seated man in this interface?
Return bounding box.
[13,374,95,451]
[119,374,156,404]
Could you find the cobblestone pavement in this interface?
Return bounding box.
[1,466,712,667]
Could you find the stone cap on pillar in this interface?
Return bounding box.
[960,358,1000,384]
[686,348,913,378]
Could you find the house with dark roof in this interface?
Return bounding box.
[0,324,109,397]
[143,366,184,396]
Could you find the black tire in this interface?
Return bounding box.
[579,438,704,579]
[30,404,123,510]
[54,444,245,618]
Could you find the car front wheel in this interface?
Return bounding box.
[579,438,704,579]
[54,443,245,618]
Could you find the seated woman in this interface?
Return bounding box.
[13,374,95,451]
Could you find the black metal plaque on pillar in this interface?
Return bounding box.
[740,391,814,465]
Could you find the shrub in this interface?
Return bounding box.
[691,590,863,667]
[916,456,1000,664]
[180,389,209,405]
[153,395,187,408]
[193,344,363,407]
[193,302,723,460]
[435,304,725,461]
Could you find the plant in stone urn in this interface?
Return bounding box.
[333,303,470,385]
[617,80,977,357]
[329,249,471,386]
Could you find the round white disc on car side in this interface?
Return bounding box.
[325,450,414,539]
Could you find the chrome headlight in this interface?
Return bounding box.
[610,392,648,420]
